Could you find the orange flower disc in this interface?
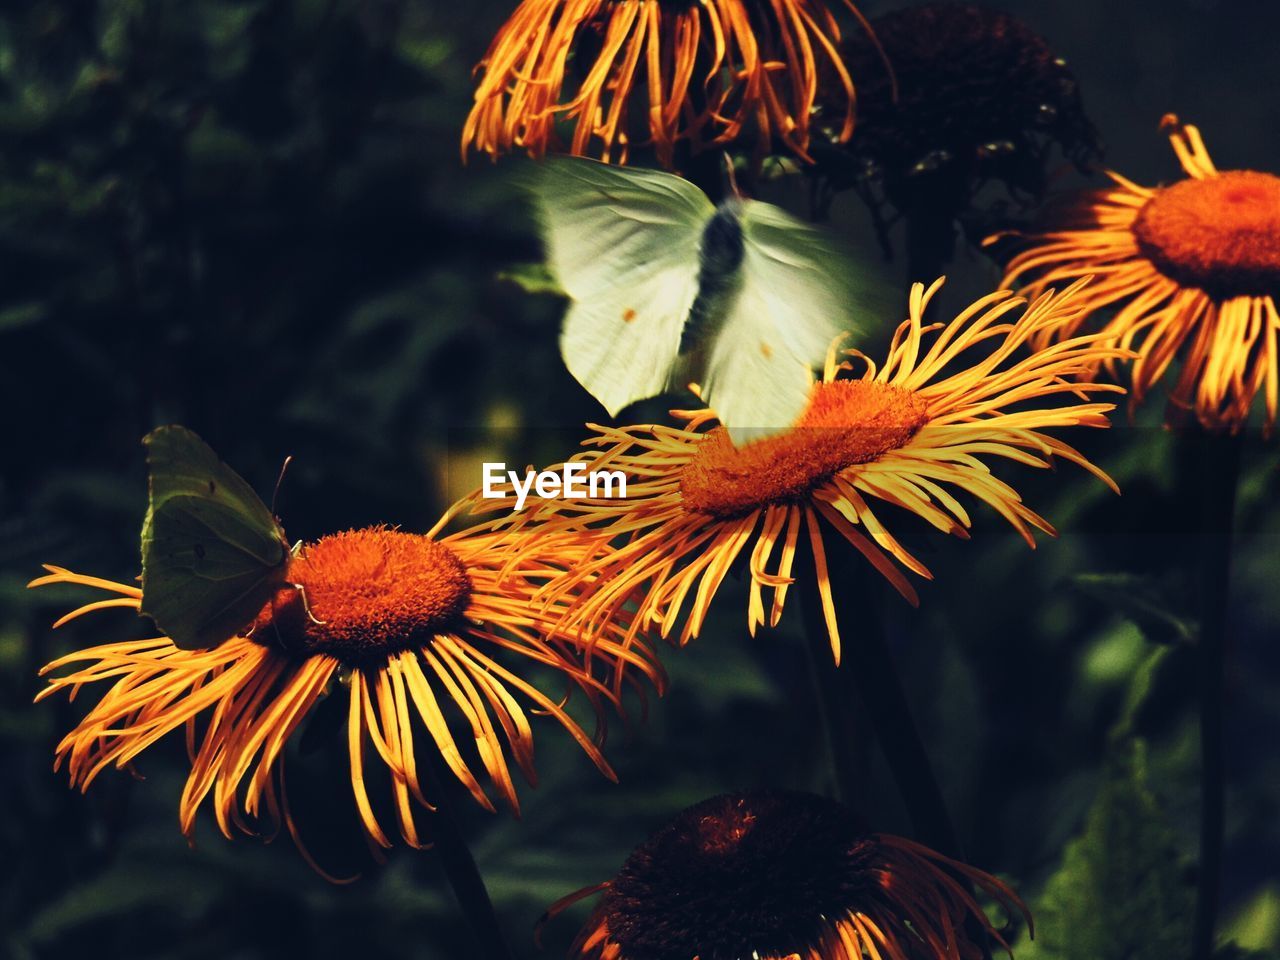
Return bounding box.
[680,380,930,518]
[551,791,1030,960]
[259,528,472,664]
[1133,170,1280,297]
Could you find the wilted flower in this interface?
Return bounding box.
[545,791,1029,960]
[813,3,1098,262]
[462,0,883,167]
[993,116,1280,434]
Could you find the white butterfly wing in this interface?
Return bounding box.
[703,200,875,443]
[537,158,714,416]
[701,319,818,447]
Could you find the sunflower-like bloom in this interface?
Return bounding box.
[992,116,1280,434]
[475,279,1122,663]
[462,0,881,167]
[544,791,1029,960]
[32,524,663,871]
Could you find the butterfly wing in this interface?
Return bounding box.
[141,426,290,649]
[702,200,882,444]
[700,317,817,447]
[537,157,713,416]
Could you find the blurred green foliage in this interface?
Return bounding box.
[1022,736,1194,960]
[1,1,1278,959]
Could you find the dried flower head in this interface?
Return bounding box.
[463,0,883,167]
[813,3,1099,260]
[546,791,1029,960]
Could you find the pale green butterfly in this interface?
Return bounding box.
[140,425,295,650]
[535,157,880,443]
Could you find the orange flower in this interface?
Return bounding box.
[33,523,663,874]
[543,791,1030,960]
[462,0,884,167]
[992,116,1280,434]
[474,278,1122,663]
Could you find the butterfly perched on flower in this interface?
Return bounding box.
[140,425,295,649]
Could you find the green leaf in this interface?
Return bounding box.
[1020,738,1194,960]
[397,35,453,75]
[1225,885,1280,954]
[497,262,566,297]
[0,301,47,332]
[1109,643,1175,741]
[1072,572,1196,646]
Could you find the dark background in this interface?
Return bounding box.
[1,1,1278,957]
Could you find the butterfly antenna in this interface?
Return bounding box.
[292,582,327,626]
[722,152,741,198]
[272,455,293,516]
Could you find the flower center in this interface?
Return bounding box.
[831,3,1098,207]
[254,527,472,667]
[603,792,876,959]
[679,380,929,518]
[1133,171,1280,298]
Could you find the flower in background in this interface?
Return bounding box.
[992,116,1280,434]
[33,524,663,874]
[544,791,1029,960]
[479,279,1122,664]
[812,2,1099,264]
[462,0,884,168]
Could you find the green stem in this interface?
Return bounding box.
[1188,428,1242,960]
[800,596,869,810]
[905,206,955,287]
[422,752,514,960]
[796,545,962,860]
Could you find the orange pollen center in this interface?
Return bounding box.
[1132,170,1280,298]
[679,380,930,519]
[254,527,472,666]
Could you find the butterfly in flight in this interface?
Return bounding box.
[536,157,883,443]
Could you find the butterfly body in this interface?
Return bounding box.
[681,200,748,355]
[537,158,882,442]
[141,426,292,650]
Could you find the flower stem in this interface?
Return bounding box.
[1187,428,1242,960]
[801,597,870,809]
[797,545,962,860]
[905,206,956,286]
[797,543,995,960]
[422,751,514,960]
